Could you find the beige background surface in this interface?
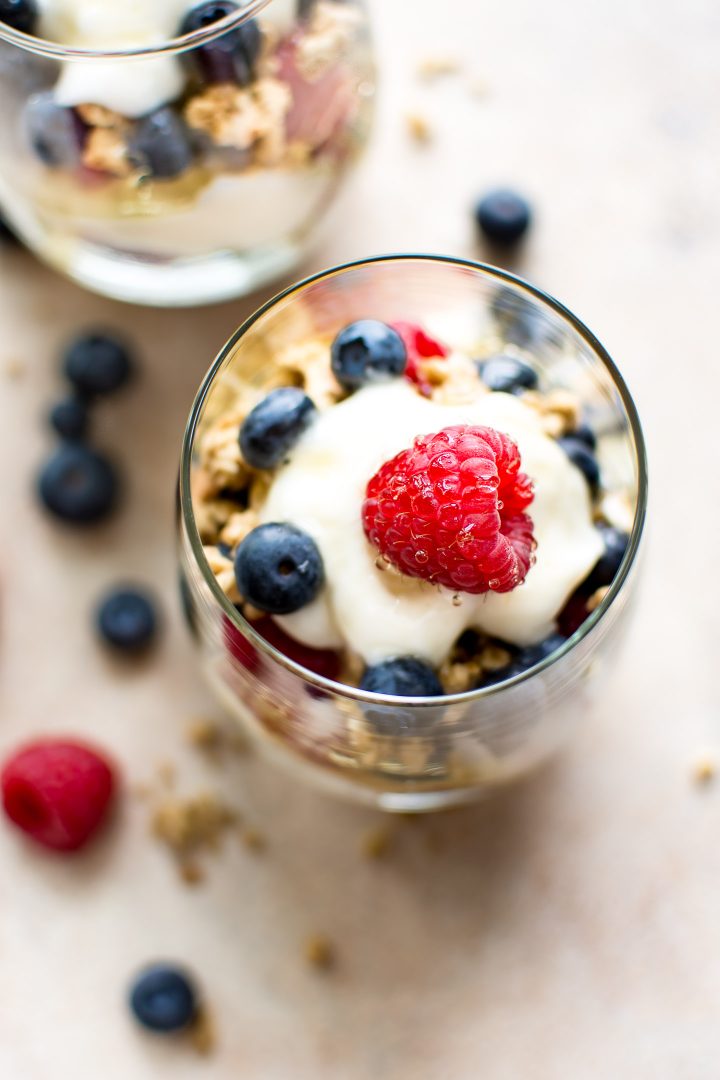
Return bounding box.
[1,1,719,1077]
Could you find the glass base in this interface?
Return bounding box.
[33,234,306,307]
[0,184,307,305]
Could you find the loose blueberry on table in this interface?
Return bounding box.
[475,188,532,245]
[129,964,198,1033]
[97,588,159,654]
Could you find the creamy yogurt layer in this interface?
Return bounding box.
[262,380,604,664]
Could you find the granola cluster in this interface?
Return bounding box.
[72,2,363,182]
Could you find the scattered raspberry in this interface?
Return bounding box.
[363,424,535,594]
[1,738,116,852]
[390,321,449,397]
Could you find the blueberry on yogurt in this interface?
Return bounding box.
[239,387,317,470]
[234,523,324,614]
[477,354,538,394]
[331,321,407,390]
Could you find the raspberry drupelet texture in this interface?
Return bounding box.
[362,424,536,595]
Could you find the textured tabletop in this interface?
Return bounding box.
[1,1,719,1077]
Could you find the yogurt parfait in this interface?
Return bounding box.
[0,0,374,304]
[179,256,647,810]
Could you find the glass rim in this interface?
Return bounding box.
[179,253,649,709]
[0,0,272,61]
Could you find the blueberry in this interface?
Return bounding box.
[579,524,629,595]
[475,189,532,245]
[63,332,132,397]
[360,657,443,697]
[180,2,262,86]
[478,354,538,394]
[128,108,195,179]
[129,964,198,1033]
[23,93,84,168]
[0,0,37,33]
[481,633,567,686]
[489,288,562,351]
[331,320,407,390]
[515,633,567,668]
[49,396,89,440]
[239,387,316,470]
[38,444,118,524]
[571,422,597,450]
[97,588,158,653]
[557,436,601,494]
[234,523,324,614]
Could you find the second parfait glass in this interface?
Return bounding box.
[0,0,375,305]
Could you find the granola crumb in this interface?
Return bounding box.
[189,1005,216,1055]
[586,586,609,613]
[151,793,239,861]
[416,55,461,81]
[295,1,361,82]
[156,761,176,789]
[405,111,433,144]
[186,718,225,754]
[179,861,206,886]
[304,935,336,971]
[692,754,717,785]
[82,127,134,178]
[3,359,25,379]
[241,827,267,853]
[76,103,129,130]
[361,825,392,859]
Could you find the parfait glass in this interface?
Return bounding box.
[0,1,375,305]
[178,255,648,811]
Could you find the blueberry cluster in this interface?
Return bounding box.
[17,1,264,181]
[38,332,132,524]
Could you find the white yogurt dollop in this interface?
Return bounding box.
[37,0,293,117]
[261,381,604,665]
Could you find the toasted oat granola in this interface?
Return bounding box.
[295,1,361,82]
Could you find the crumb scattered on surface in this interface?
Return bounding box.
[241,827,267,853]
[416,54,461,80]
[362,825,393,859]
[151,792,239,871]
[305,935,336,971]
[405,111,432,143]
[156,761,176,789]
[179,861,206,886]
[4,359,25,379]
[189,1005,216,1055]
[692,754,717,785]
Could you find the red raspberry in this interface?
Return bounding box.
[390,321,449,397]
[362,424,536,594]
[1,738,116,852]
